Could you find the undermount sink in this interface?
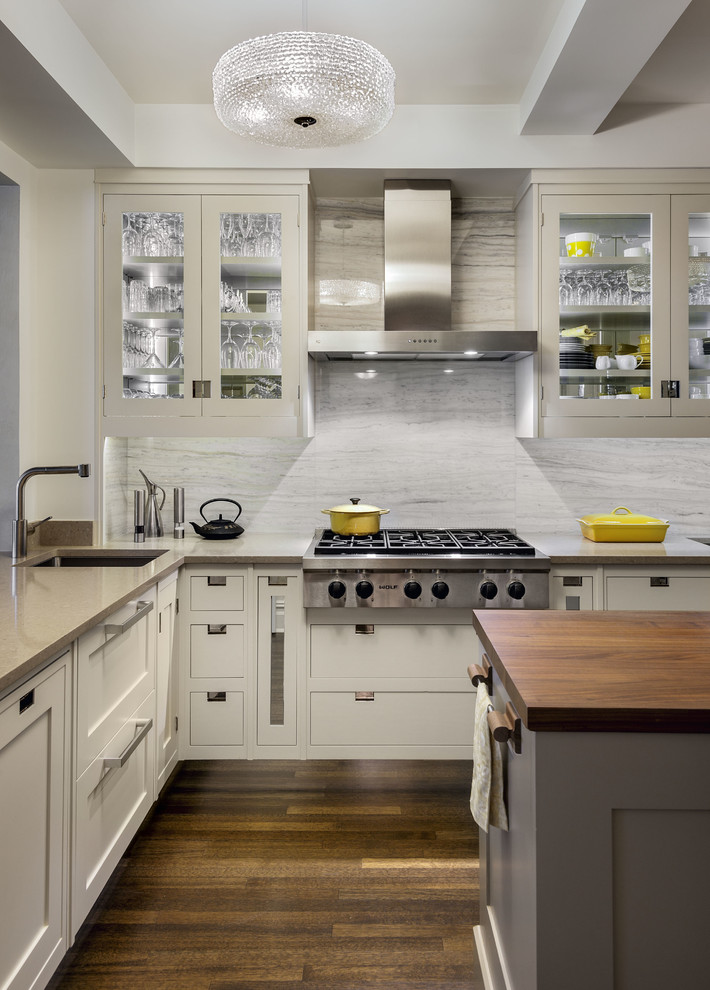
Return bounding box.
[690,537,710,547]
[25,549,168,567]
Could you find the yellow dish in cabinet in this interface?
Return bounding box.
[577,506,669,542]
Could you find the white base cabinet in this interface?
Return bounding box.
[306,611,476,759]
[550,563,710,611]
[72,588,156,938]
[0,653,70,990]
[156,573,179,792]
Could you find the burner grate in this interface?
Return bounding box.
[313,528,536,556]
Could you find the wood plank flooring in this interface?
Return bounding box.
[48,760,483,989]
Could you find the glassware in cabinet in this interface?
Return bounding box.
[201,196,300,418]
[675,200,710,407]
[540,194,672,420]
[103,195,203,419]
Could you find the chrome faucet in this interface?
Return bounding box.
[12,464,91,559]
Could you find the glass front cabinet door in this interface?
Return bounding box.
[670,195,710,414]
[103,192,303,435]
[540,194,673,424]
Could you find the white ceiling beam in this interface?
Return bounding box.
[519,0,693,135]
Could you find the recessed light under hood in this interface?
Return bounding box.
[308,179,537,361]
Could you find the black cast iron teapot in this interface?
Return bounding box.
[190,498,244,540]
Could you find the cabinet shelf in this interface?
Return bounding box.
[123,313,184,328]
[123,259,184,278]
[560,257,650,268]
[124,368,183,381]
[220,311,281,321]
[221,257,281,277]
[559,368,649,379]
[220,368,281,377]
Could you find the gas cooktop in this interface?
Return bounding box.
[312,528,537,557]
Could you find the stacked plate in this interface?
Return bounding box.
[560,336,595,369]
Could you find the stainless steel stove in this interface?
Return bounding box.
[303,528,550,609]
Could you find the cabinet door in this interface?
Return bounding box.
[670,194,710,413]
[0,658,68,990]
[156,576,179,792]
[540,194,672,419]
[255,572,300,749]
[201,196,301,420]
[103,194,203,418]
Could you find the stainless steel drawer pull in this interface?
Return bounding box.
[268,576,288,586]
[565,595,580,610]
[103,718,152,769]
[207,575,227,586]
[355,624,375,635]
[562,576,583,587]
[103,599,154,645]
[207,624,227,635]
[650,577,669,587]
[355,691,375,701]
[207,691,227,702]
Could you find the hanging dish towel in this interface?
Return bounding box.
[470,681,509,832]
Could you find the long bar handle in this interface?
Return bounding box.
[468,653,493,693]
[103,718,152,769]
[487,702,522,755]
[104,599,154,644]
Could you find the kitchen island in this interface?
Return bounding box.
[471,609,710,990]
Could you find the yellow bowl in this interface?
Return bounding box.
[631,386,651,399]
[577,506,668,543]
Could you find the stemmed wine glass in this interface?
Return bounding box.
[241,322,263,368]
[142,329,164,368]
[221,322,241,368]
[169,330,184,369]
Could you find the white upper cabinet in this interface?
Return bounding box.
[100,174,312,438]
[516,171,710,437]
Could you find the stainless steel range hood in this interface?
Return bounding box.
[308,179,537,361]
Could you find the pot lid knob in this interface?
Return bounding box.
[350,498,360,505]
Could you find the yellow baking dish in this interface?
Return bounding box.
[577,506,669,542]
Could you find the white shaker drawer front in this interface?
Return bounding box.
[190,691,244,746]
[190,623,246,678]
[310,624,475,679]
[72,692,155,937]
[605,575,710,611]
[189,574,244,611]
[310,691,474,747]
[76,593,155,776]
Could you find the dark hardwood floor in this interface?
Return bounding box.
[48,760,483,989]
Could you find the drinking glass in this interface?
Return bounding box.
[221,322,241,368]
[142,329,164,368]
[122,213,140,256]
[168,330,184,368]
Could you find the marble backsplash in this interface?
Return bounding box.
[103,196,710,541]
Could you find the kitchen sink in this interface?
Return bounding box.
[690,537,710,546]
[26,549,168,567]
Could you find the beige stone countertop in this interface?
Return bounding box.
[0,533,311,698]
[520,532,710,565]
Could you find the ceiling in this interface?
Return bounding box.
[0,0,708,191]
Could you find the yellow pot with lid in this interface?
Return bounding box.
[577,506,669,543]
[322,498,390,535]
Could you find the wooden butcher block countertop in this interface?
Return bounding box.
[472,610,710,733]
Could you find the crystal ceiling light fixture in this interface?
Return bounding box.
[320,217,381,306]
[212,0,396,149]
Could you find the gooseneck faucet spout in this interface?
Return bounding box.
[12,464,91,559]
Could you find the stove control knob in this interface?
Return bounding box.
[404,580,422,600]
[507,580,526,601]
[431,581,450,600]
[328,580,347,600]
[356,579,374,599]
[480,580,499,600]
